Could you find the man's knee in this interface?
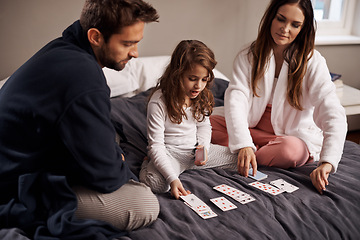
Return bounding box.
[121,181,160,231]
[74,181,160,231]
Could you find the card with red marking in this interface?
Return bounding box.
[197,209,218,219]
[249,181,284,195]
[210,197,237,211]
[181,194,217,219]
[213,184,256,204]
[213,184,243,197]
[270,179,299,193]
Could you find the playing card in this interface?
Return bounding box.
[234,194,256,204]
[210,197,237,211]
[249,181,284,195]
[213,184,243,198]
[213,184,256,204]
[183,202,218,219]
[181,194,217,219]
[195,146,206,165]
[197,209,218,219]
[180,194,207,212]
[270,179,299,193]
[248,168,268,181]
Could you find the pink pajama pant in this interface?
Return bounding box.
[210,105,311,169]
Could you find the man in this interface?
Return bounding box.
[0,0,159,239]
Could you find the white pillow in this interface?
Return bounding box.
[0,56,168,97]
[1,57,229,98]
[103,55,230,98]
[212,106,225,117]
[103,60,141,98]
[103,56,170,98]
[0,77,9,89]
[213,69,229,82]
[134,56,230,92]
[135,56,170,93]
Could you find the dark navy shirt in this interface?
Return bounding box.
[0,21,136,239]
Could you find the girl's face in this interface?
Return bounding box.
[271,3,304,49]
[181,64,209,106]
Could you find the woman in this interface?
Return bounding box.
[211,0,347,194]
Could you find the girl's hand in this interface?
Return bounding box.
[310,163,332,194]
[170,179,191,199]
[194,145,208,166]
[237,147,257,177]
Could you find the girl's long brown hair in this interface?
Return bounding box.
[153,40,217,124]
[249,0,316,110]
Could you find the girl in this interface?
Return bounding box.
[211,0,347,194]
[140,40,237,199]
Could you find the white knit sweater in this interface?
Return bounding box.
[225,47,347,172]
[147,89,211,183]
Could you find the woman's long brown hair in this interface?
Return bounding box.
[249,0,316,110]
[153,40,217,124]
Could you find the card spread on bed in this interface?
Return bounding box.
[109,79,360,239]
[270,179,299,193]
[210,197,237,211]
[249,181,284,195]
[180,194,217,219]
[213,184,256,204]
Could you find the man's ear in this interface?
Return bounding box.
[87,28,103,47]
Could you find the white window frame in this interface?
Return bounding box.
[314,0,360,45]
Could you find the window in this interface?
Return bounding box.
[312,0,360,44]
[313,0,344,22]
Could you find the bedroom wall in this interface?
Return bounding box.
[0,0,85,80]
[0,0,264,81]
[0,0,359,89]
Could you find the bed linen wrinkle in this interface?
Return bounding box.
[107,79,360,240]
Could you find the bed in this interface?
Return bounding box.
[1,56,360,240]
[107,56,360,240]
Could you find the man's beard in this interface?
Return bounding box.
[98,45,128,71]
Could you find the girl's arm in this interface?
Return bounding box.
[196,115,211,152]
[147,98,179,185]
[170,179,191,199]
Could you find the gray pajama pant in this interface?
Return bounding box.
[73,180,159,231]
[139,143,238,193]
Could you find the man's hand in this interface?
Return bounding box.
[310,162,332,194]
[170,179,190,199]
[237,147,257,177]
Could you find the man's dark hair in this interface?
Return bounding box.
[80,0,159,42]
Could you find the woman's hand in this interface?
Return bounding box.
[194,145,208,166]
[237,147,257,177]
[310,162,332,194]
[170,179,191,199]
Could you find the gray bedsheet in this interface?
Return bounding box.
[110,80,360,240]
[3,79,359,239]
[126,142,360,239]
